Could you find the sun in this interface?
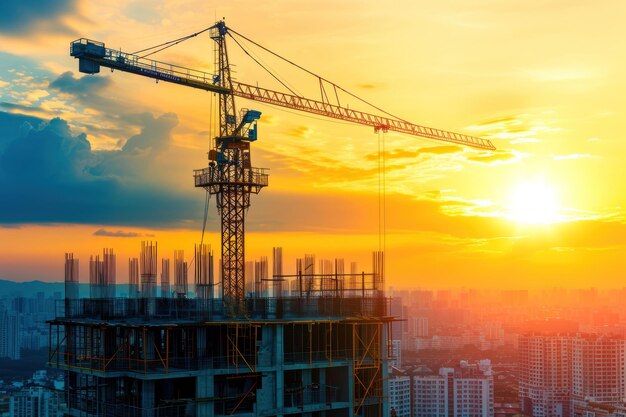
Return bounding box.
[507,180,559,225]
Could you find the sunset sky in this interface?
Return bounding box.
[1,0,625,288]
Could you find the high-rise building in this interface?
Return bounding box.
[520,333,626,417]
[413,373,448,417]
[572,334,626,416]
[0,307,20,360]
[412,360,494,417]
[444,360,494,417]
[519,334,573,417]
[389,371,411,417]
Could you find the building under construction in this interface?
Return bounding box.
[49,246,391,417]
[49,20,494,417]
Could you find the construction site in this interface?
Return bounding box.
[48,21,495,417]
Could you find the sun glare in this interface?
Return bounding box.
[507,180,559,225]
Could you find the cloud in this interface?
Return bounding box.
[248,190,513,240]
[0,0,78,35]
[49,72,112,98]
[45,71,153,144]
[0,111,42,152]
[93,229,152,238]
[467,113,558,144]
[552,153,596,161]
[511,219,626,256]
[0,112,203,226]
[467,150,521,165]
[365,145,463,161]
[417,145,463,155]
[357,83,381,90]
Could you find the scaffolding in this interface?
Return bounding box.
[50,244,391,417]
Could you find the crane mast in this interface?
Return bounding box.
[195,22,268,315]
[69,21,495,316]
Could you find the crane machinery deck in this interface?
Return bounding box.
[48,20,496,417]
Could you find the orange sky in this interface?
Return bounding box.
[1,0,625,288]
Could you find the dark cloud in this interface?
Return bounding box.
[49,71,112,98]
[93,229,144,238]
[0,0,78,35]
[0,102,44,113]
[0,112,203,226]
[0,111,43,153]
[87,112,178,178]
[47,72,142,137]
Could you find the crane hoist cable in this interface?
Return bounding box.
[187,84,216,274]
[382,130,387,270]
[378,130,382,253]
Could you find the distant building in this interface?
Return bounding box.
[390,295,405,349]
[0,307,20,360]
[573,400,626,417]
[413,360,494,417]
[390,339,402,368]
[9,386,62,417]
[409,316,429,338]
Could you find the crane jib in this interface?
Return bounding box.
[69,37,495,151]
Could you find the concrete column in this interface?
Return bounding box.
[257,374,275,415]
[196,373,214,417]
[257,325,280,415]
[348,361,355,417]
[141,380,155,417]
[320,368,326,405]
[276,324,284,416]
[258,325,273,367]
[381,324,390,417]
[197,327,207,358]
[303,368,312,414]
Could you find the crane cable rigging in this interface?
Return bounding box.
[226,27,413,124]
[129,23,413,127]
[132,25,213,59]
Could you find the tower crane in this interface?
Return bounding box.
[70,21,495,316]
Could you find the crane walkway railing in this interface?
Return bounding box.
[70,38,495,150]
[70,38,229,94]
